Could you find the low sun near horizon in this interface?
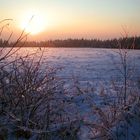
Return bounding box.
[19,10,47,35]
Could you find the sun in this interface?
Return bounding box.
[20,10,46,35]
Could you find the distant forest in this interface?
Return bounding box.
[1,36,140,49]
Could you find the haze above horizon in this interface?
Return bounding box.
[0,0,140,41]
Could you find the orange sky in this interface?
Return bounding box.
[0,0,140,41]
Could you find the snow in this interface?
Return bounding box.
[13,48,140,83]
[2,47,140,139]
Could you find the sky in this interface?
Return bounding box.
[0,0,140,41]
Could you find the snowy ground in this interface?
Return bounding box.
[4,47,140,139]
[14,47,140,91]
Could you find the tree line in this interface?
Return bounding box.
[1,36,140,49]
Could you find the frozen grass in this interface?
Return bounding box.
[0,20,78,139]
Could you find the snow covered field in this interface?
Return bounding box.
[3,47,140,139]
[15,47,140,91]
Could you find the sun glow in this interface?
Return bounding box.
[20,10,46,35]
